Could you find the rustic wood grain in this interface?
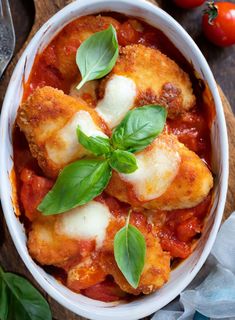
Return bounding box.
[0,0,72,107]
[219,87,235,220]
[8,0,35,54]
[0,1,234,320]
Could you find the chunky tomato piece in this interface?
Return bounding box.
[95,194,129,218]
[95,194,121,212]
[82,279,127,302]
[160,236,191,259]
[23,49,69,99]
[158,196,211,258]
[20,168,54,221]
[117,21,141,46]
[62,240,96,272]
[165,210,194,230]
[176,217,201,242]
[68,264,106,291]
[192,194,212,219]
[43,45,57,66]
[61,37,81,56]
[31,64,63,91]
[140,31,159,47]
[81,93,96,107]
[165,195,211,226]
[167,111,210,158]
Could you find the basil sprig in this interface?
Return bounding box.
[76,25,119,90]
[0,266,52,320]
[114,212,146,288]
[38,105,166,215]
[111,105,167,153]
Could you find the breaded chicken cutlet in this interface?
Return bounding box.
[17,86,108,178]
[97,44,196,127]
[45,15,120,81]
[106,134,213,210]
[28,199,170,295]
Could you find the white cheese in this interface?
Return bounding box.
[46,110,107,165]
[57,201,111,249]
[96,75,136,129]
[120,136,181,201]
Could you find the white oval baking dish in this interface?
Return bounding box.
[0,0,228,319]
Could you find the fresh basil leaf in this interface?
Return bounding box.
[76,25,118,90]
[111,105,167,153]
[38,159,112,215]
[0,276,8,320]
[114,216,146,289]
[109,150,138,174]
[77,126,111,156]
[0,267,51,320]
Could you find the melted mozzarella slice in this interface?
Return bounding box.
[46,110,107,165]
[96,75,136,129]
[120,135,181,201]
[57,201,111,249]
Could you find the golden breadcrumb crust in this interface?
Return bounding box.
[106,134,213,210]
[100,44,196,118]
[17,86,107,178]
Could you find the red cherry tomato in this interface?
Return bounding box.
[202,2,235,47]
[173,0,205,9]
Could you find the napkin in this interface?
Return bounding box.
[152,212,235,320]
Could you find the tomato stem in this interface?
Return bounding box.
[204,1,218,25]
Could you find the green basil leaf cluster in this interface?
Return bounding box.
[38,105,166,215]
[77,128,138,174]
[76,25,119,90]
[0,266,52,320]
[114,214,146,288]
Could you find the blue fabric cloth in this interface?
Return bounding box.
[193,312,209,320]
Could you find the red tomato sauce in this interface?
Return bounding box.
[157,195,212,259]
[13,13,214,302]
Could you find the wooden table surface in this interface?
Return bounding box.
[0,1,234,320]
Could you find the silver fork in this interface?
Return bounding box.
[0,0,15,79]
